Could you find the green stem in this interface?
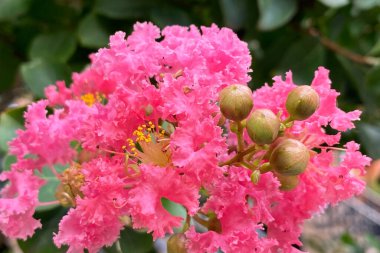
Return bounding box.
[182,214,191,233]
[236,121,245,152]
[219,145,257,166]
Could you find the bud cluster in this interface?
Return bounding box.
[219,84,320,190]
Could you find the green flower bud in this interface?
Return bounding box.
[286,85,320,120]
[219,84,253,121]
[246,109,280,145]
[167,233,188,253]
[270,139,310,176]
[276,174,299,191]
[250,170,260,184]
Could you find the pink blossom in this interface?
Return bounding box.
[0,170,44,239]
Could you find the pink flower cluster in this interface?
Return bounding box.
[0,22,371,253]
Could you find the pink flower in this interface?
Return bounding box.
[0,170,44,239]
[127,164,199,239]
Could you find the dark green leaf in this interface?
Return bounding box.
[77,14,109,49]
[35,165,66,211]
[21,59,71,97]
[277,37,325,84]
[18,207,68,253]
[353,0,380,10]
[119,227,154,253]
[368,40,380,56]
[95,0,154,19]
[357,122,380,159]
[150,6,191,27]
[0,41,20,92]
[0,107,24,153]
[219,0,248,30]
[0,0,29,21]
[257,0,297,31]
[29,31,77,62]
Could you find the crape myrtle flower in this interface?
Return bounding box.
[0,22,370,253]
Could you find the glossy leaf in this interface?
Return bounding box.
[77,14,109,49]
[257,0,297,31]
[29,31,77,62]
[21,59,71,97]
[119,227,154,253]
[277,37,325,84]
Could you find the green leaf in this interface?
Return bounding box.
[21,59,71,97]
[119,227,154,253]
[29,31,77,62]
[150,6,191,27]
[368,40,380,56]
[357,123,380,159]
[0,0,29,21]
[95,0,154,19]
[1,155,16,172]
[0,107,24,153]
[161,198,187,219]
[276,37,325,84]
[219,0,248,30]
[353,0,380,10]
[257,0,297,31]
[0,41,20,92]
[18,207,68,253]
[77,14,109,49]
[35,164,66,211]
[318,0,349,8]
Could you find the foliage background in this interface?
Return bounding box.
[0,0,379,252]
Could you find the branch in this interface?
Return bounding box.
[308,27,380,66]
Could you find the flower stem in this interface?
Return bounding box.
[219,144,257,167]
[193,214,209,228]
[236,121,245,153]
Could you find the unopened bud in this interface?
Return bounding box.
[250,170,260,184]
[286,85,320,120]
[246,109,280,145]
[167,233,187,253]
[219,84,253,121]
[270,139,309,176]
[276,174,299,191]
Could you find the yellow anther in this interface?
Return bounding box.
[142,124,147,128]
[81,93,96,106]
[149,121,153,125]
[138,126,143,131]
[161,130,165,135]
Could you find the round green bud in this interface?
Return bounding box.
[219,84,253,122]
[270,139,310,176]
[167,233,188,253]
[246,109,280,145]
[286,85,320,120]
[276,174,299,191]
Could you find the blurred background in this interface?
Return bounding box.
[0,0,380,252]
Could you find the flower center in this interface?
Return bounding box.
[125,121,171,167]
[80,92,105,106]
[55,163,85,207]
